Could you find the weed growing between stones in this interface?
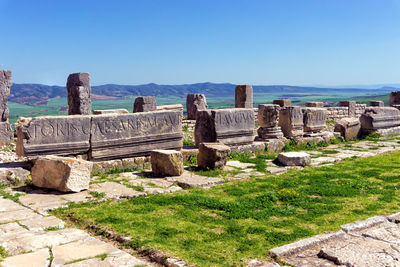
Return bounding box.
[52,150,400,266]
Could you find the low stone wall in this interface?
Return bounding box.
[326,107,349,120]
[355,104,366,116]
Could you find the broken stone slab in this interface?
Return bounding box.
[186,94,208,120]
[302,107,328,133]
[133,96,157,112]
[166,171,224,188]
[31,156,92,193]
[235,85,253,108]
[0,70,12,122]
[247,260,280,267]
[89,182,146,200]
[15,115,91,157]
[92,109,129,115]
[194,108,255,146]
[338,100,356,117]
[197,142,230,169]
[0,208,42,224]
[273,99,291,107]
[340,215,387,233]
[1,248,50,267]
[387,212,400,223]
[305,102,324,108]
[370,100,384,107]
[278,152,311,166]
[334,117,361,141]
[226,160,255,169]
[390,91,400,106]
[156,104,184,113]
[0,167,30,186]
[360,107,400,134]
[19,216,65,231]
[269,231,345,257]
[362,222,400,244]
[0,121,13,142]
[90,110,182,161]
[67,72,91,115]
[278,106,303,138]
[318,235,400,266]
[151,149,184,176]
[51,237,121,266]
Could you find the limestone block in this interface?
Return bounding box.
[93,109,129,115]
[31,155,92,192]
[156,104,184,112]
[278,106,303,137]
[15,115,91,157]
[0,70,11,122]
[67,72,91,115]
[186,94,208,119]
[305,102,324,108]
[370,101,384,107]
[151,149,184,176]
[90,111,182,161]
[390,91,400,106]
[273,99,291,107]
[133,96,156,112]
[278,152,311,166]
[197,142,230,169]
[194,108,255,146]
[0,121,13,142]
[258,104,280,127]
[302,107,328,133]
[338,101,356,117]
[334,118,361,141]
[360,107,400,134]
[235,85,253,108]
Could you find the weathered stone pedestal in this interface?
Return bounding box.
[197,142,230,169]
[257,104,283,139]
[334,118,361,141]
[278,152,311,166]
[273,99,291,107]
[235,85,253,108]
[302,107,328,133]
[360,107,400,135]
[151,150,184,176]
[338,101,356,117]
[133,96,156,112]
[279,106,303,138]
[67,73,91,115]
[186,94,207,120]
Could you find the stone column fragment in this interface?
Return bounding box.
[133,96,156,112]
[186,94,207,120]
[257,104,283,139]
[67,73,91,115]
[235,85,253,108]
[302,108,328,133]
[278,106,303,138]
[390,91,400,107]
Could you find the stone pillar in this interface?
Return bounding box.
[186,94,207,120]
[273,99,291,107]
[67,73,91,115]
[0,70,13,142]
[390,91,400,107]
[235,85,253,108]
[338,101,356,117]
[133,96,157,112]
[278,106,303,138]
[370,101,384,107]
[257,104,283,139]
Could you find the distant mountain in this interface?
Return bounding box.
[9,82,396,105]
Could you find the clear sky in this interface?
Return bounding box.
[1,0,400,86]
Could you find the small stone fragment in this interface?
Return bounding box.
[31,156,92,192]
[334,117,360,141]
[197,142,230,169]
[278,152,311,166]
[151,149,184,176]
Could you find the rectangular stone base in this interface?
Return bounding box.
[0,122,13,143]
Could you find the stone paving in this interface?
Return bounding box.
[1,137,400,266]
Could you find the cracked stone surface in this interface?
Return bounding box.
[1,247,50,267]
[166,171,224,188]
[89,181,147,200]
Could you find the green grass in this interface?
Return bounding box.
[52,150,400,266]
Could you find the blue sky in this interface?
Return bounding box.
[1,0,400,86]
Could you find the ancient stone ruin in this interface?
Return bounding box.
[302,107,328,134]
[235,85,253,108]
[360,107,400,136]
[133,96,157,112]
[273,99,291,107]
[305,102,324,108]
[0,70,13,142]
[278,106,304,138]
[370,101,384,107]
[194,108,255,146]
[257,104,283,139]
[67,72,91,115]
[389,91,400,109]
[186,94,208,120]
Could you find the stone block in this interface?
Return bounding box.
[235,85,253,108]
[278,152,311,166]
[156,104,184,112]
[67,72,91,115]
[390,91,400,106]
[0,121,13,142]
[90,110,182,161]
[360,107,400,134]
[194,108,255,146]
[16,115,91,157]
[334,118,361,141]
[133,96,156,112]
[278,106,303,137]
[197,142,230,169]
[186,94,208,119]
[273,99,291,107]
[338,101,356,117]
[151,149,184,176]
[93,109,129,115]
[31,155,93,192]
[0,70,11,122]
[370,101,384,107]
[302,107,328,133]
[305,101,324,108]
[258,104,280,127]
